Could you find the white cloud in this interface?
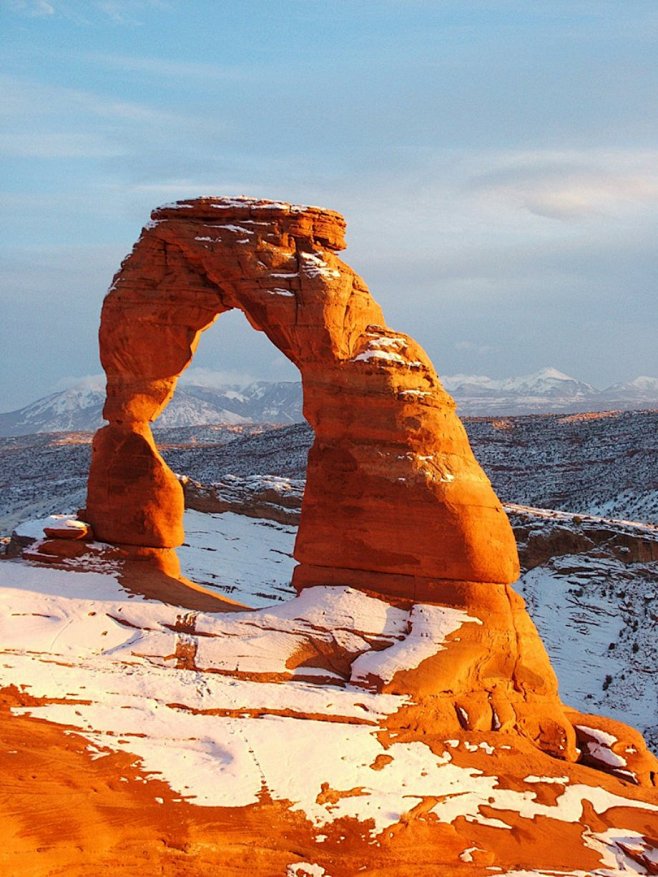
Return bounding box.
[53,373,104,392]
[0,73,233,163]
[463,150,658,221]
[0,74,181,125]
[179,368,259,389]
[85,52,251,82]
[2,0,171,24]
[3,0,54,16]
[0,131,122,159]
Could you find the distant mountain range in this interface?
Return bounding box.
[442,367,658,416]
[0,378,303,437]
[0,367,656,436]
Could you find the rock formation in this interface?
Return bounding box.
[82,197,653,766]
[86,196,518,590]
[4,197,658,876]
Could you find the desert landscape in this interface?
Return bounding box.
[2,3,658,874]
[1,197,657,876]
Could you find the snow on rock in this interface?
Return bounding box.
[585,828,658,875]
[1,553,657,858]
[14,514,87,542]
[351,332,427,370]
[298,251,340,279]
[266,288,296,297]
[178,509,296,607]
[576,725,627,769]
[350,603,482,686]
[287,865,330,877]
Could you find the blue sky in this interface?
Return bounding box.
[1,0,657,408]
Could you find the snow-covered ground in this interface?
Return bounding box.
[3,506,658,873]
[1,548,657,875]
[175,508,658,750]
[178,509,297,607]
[12,504,658,750]
[518,553,658,749]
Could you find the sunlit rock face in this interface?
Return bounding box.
[85,197,598,759]
[86,196,518,591]
[4,198,658,876]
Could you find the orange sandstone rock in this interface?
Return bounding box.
[86,196,519,593]
[82,198,658,767]
[83,196,590,760]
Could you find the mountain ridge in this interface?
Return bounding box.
[0,367,656,436]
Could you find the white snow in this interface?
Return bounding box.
[576,725,627,768]
[584,828,658,874]
[351,603,481,686]
[14,513,86,541]
[266,288,296,297]
[398,389,431,398]
[210,224,254,234]
[354,349,408,365]
[287,864,329,877]
[524,775,570,784]
[299,251,340,279]
[515,553,658,742]
[353,335,423,368]
[178,509,296,607]
[2,514,657,852]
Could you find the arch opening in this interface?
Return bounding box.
[150,307,304,607]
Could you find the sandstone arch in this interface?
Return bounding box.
[85,196,519,600]
[84,196,612,759]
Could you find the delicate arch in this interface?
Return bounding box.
[85,197,519,599]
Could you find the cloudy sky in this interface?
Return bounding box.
[1,0,657,410]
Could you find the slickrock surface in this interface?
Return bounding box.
[1,553,658,876]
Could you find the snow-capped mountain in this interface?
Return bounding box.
[444,367,608,415]
[0,378,302,437]
[183,380,303,424]
[0,378,107,435]
[0,384,247,436]
[0,368,656,436]
[596,376,658,410]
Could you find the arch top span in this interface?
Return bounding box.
[85,195,520,597]
[151,196,348,252]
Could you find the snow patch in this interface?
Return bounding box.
[299,251,340,279]
[266,288,296,297]
[351,604,481,686]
